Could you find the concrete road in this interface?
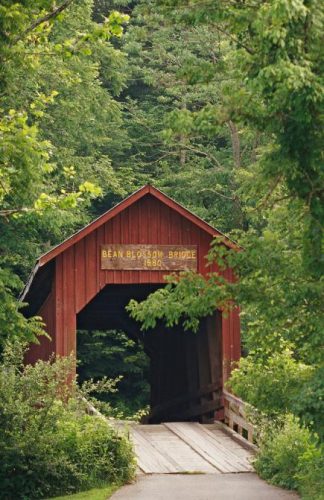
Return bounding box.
[111,473,299,500]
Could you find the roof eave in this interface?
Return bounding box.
[38,184,151,266]
[20,262,40,302]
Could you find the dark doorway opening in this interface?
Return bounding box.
[77,285,222,423]
[77,329,150,418]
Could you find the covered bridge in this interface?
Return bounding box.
[22,185,241,423]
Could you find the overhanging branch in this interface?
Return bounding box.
[12,0,75,45]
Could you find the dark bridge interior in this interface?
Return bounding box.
[77,284,222,423]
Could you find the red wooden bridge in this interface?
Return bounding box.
[22,185,241,424]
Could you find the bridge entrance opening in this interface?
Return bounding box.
[76,284,222,423]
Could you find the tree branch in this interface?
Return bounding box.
[255,175,283,211]
[0,208,33,217]
[12,0,75,45]
[180,144,225,171]
[212,24,254,55]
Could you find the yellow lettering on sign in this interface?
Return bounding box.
[102,245,197,270]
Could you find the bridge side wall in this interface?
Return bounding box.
[24,287,56,364]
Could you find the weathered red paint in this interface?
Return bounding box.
[23,185,241,383]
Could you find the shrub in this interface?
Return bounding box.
[297,445,324,500]
[254,414,320,491]
[0,343,136,499]
[229,350,313,416]
[291,364,324,441]
[228,350,324,439]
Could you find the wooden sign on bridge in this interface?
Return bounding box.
[101,244,197,271]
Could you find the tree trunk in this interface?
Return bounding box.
[228,120,240,169]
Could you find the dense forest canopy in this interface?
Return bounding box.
[0,0,323,497]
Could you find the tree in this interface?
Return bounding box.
[156,0,324,274]
[0,0,129,351]
[104,0,258,231]
[127,0,324,440]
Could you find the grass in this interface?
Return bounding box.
[49,484,120,500]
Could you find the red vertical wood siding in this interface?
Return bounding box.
[30,194,240,382]
[24,288,56,364]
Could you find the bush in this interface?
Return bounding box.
[0,343,136,499]
[254,414,321,493]
[228,350,324,438]
[291,364,324,441]
[297,445,324,500]
[229,350,313,416]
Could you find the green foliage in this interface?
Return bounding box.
[254,415,322,494]
[229,350,324,439]
[118,1,248,231]
[291,365,324,441]
[0,0,132,351]
[0,269,45,352]
[0,0,130,215]
[0,1,129,219]
[230,225,324,364]
[229,350,312,415]
[297,445,324,500]
[158,0,324,274]
[0,343,135,499]
[128,269,231,332]
[77,330,150,417]
[0,107,51,210]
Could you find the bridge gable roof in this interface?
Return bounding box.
[38,184,237,267]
